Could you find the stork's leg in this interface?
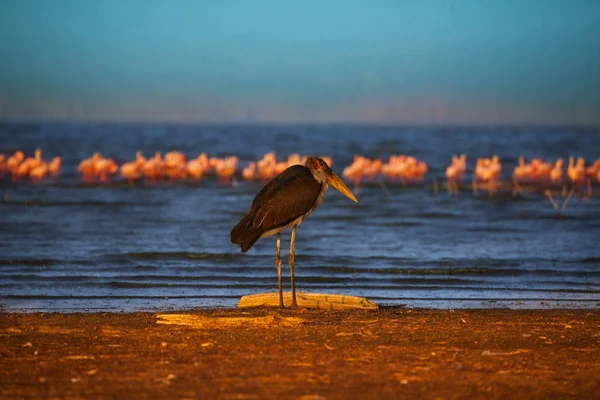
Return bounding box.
[276,232,284,308]
[288,225,298,308]
[587,178,592,197]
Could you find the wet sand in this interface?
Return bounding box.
[1,308,599,399]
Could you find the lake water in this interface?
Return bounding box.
[1,123,599,312]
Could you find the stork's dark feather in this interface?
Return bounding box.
[231,165,323,252]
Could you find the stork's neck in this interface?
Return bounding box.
[308,167,328,185]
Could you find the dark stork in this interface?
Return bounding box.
[230,156,358,308]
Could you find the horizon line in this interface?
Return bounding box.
[1,117,600,130]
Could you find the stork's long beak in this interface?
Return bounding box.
[327,171,358,203]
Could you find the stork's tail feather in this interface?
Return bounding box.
[230,213,261,253]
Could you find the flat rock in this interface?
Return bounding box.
[156,313,305,328]
[238,292,379,310]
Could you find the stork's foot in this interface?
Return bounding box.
[290,295,299,309]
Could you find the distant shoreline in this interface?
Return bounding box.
[2,119,600,130]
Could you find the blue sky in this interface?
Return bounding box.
[0,0,599,124]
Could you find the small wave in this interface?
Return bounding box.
[368,295,600,302]
[105,281,274,289]
[2,200,136,207]
[413,211,462,219]
[513,212,595,221]
[581,257,600,264]
[117,251,240,260]
[300,276,481,285]
[466,226,528,233]
[1,274,93,281]
[0,258,58,266]
[1,294,239,299]
[0,258,103,267]
[316,265,600,278]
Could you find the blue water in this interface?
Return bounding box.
[1,123,599,311]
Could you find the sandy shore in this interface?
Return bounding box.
[1,308,599,399]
